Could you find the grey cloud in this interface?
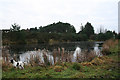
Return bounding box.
[0,0,118,33]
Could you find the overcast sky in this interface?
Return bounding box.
[0,0,119,33]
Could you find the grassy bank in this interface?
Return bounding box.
[2,39,119,78]
[2,54,119,78]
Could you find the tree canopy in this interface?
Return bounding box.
[78,22,94,40]
[39,22,76,33]
[2,22,119,45]
[10,23,20,31]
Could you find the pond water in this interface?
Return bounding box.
[3,41,104,65]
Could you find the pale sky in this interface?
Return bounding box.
[118,1,120,33]
[0,0,119,33]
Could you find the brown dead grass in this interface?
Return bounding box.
[102,39,118,55]
[81,56,115,66]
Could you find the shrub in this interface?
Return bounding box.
[86,51,96,61]
[90,56,114,65]
[102,39,118,55]
[29,54,42,66]
[72,63,81,70]
[102,48,111,55]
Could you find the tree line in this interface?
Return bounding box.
[2,22,120,45]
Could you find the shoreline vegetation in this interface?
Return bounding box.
[2,22,120,45]
[2,39,120,78]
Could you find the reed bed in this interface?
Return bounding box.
[2,46,102,67]
[102,39,118,55]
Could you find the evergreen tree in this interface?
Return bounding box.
[11,23,20,31]
[80,22,94,38]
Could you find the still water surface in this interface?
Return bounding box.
[7,41,103,64]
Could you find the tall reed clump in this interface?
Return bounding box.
[29,53,42,67]
[2,50,12,71]
[54,47,73,65]
[75,50,97,63]
[29,54,35,66]
[57,47,61,64]
[102,39,118,55]
[43,50,50,66]
[61,48,64,62]
[86,51,96,62]
[65,51,71,62]
[53,49,57,65]
[67,51,73,62]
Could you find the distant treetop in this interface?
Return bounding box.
[10,23,21,31]
[39,21,76,33]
